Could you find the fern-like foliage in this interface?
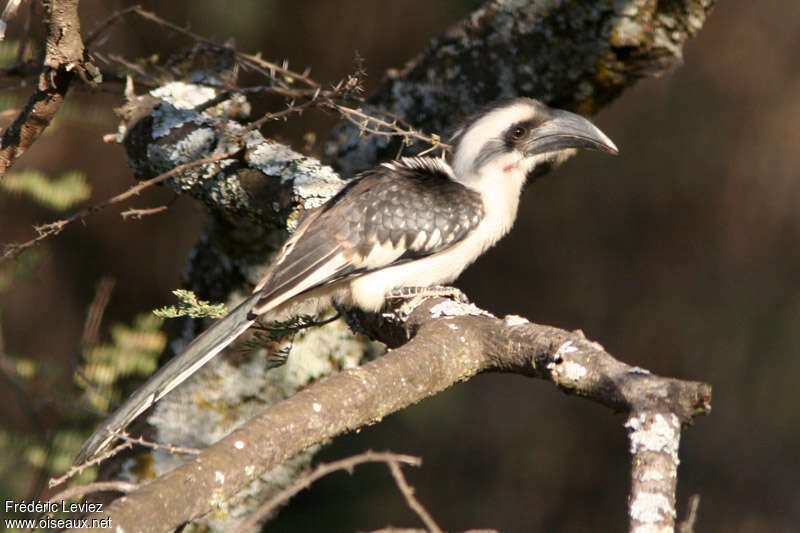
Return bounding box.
[153,289,228,319]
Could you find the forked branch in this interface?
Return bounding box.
[75,299,710,532]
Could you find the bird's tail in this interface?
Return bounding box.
[74,292,261,464]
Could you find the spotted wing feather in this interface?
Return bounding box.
[252,158,484,313]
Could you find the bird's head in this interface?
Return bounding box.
[450,98,618,189]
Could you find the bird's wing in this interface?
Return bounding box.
[250,157,485,315]
[75,158,484,464]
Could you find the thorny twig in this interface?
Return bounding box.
[114,431,201,456]
[48,480,137,504]
[48,441,133,488]
[98,7,446,149]
[241,97,319,132]
[120,204,170,219]
[51,431,201,488]
[1,151,237,263]
[2,7,445,265]
[333,102,448,153]
[191,84,448,152]
[388,459,443,533]
[84,4,142,47]
[234,451,423,533]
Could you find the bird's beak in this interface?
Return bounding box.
[526,109,618,156]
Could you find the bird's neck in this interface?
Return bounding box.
[461,154,529,246]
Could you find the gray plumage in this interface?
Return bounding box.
[252,158,484,314]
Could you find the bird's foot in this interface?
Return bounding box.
[388,285,470,304]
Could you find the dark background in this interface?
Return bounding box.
[1,1,799,531]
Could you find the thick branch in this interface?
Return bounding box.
[79,300,710,532]
[330,0,716,174]
[626,411,682,532]
[0,0,99,178]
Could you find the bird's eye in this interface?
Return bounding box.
[511,126,527,140]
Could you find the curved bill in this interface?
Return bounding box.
[525,109,618,156]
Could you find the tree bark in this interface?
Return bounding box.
[0,0,99,178]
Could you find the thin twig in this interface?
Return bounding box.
[194,85,320,113]
[232,86,447,151]
[252,312,342,334]
[243,98,318,133]
[387,459,442,533]
[81,276,116,347]
[128,7,210,44]
[84,4,142,47]
[106,52,153,81]
[49,480,137,503]
[1,150,237,263]
[49,441,132,487]
[120,204,169,219]
[13,0,34,63]
[127,7,319,88]
[678,494,701,533]
[234,451,422,533]
[127,7,445,149]
[328,103,449,152]
[52,430,201,488]
[55,433,201,489]
[88,8,445,154]
[115,431,201,456]
[236,51,319,88]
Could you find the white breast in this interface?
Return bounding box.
[346,161,528,312]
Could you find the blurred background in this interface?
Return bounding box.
[1,1,799,531]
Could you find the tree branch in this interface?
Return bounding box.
[235,451,423,533]
[1,150,237,262]
[330,0,716,174]
[0,0,100,178]
[77,299,710,532]
[627,411,682,532]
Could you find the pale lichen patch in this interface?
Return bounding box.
[429,300,494,318]
[626,412,681,465]
[561,360,587,381]
[630,490,675,526]
[503,314,529,326]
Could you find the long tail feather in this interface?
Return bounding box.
[75,292,261,464]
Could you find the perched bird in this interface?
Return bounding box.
[76,98,617,463]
